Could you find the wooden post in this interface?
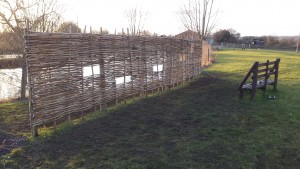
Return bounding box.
[112,31,117,104]
[199,40,203,75]
[238,62,257,91]
[168,39,173,89]
[54,118,57,131]
[162,43,166,90]
[208,48,210,63]
[239,89,244,99]
[274,58,280,90]
[98,28,104,110]
[25,29,38,137]
[67,35,72,120]
[79,31,85,118]
[87,32,96,111]
[91,57,96,111]
[193,41,196,77]
[138,40,143,96]
[21,27,28,100]
[182,40,185,83]
[128,34,134,96]
[251,62,259,100]
[143,37,147,96]
[68,114,71,122]
[20,55,27,100]
[113,52,118,105]
[32,126,38,137]
[156,45,160,92]
[99,55,106,110]
[189,43,193,81]
[263,60,269,95]
[80,60,85,118]
[123,36,126,101]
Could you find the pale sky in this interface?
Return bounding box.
[62,0,300,36]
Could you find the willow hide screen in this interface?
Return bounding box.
[25,32,202,129]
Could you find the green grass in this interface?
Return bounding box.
[0,100,29,137]
[1,49,300,168]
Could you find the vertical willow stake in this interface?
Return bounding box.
[26,29,37,137]
[99,30,106,110]
[80,58,85,120]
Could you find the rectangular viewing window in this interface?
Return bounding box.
[153,64,163,72]
[116,76,132,85]
[83,65,100,77]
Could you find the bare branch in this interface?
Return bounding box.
[178,0,218,40]
[124,6,148,36]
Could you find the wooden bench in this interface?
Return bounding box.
[238,58,280,100]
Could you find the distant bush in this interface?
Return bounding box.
[56,21,81,33]
[0,58,21,69]
[0,31,23,55]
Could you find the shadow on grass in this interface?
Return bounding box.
[0,101,28,157]
[2,72,300,169]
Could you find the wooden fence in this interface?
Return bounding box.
[25,31,203,135]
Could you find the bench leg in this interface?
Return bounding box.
[250,89,256,100]
[273,84,277,91]
[239,89,244,99]
[262,87,266,95]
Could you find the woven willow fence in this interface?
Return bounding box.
[25,31,203,135]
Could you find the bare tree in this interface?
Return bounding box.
[26,0,63,32]
[0,0,63,99]
[179,0,218,40]
[0,0,26,52]
[124,6,148,36]
[0,0,26,32]
[1,0,64,46]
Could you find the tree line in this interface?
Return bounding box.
[262,36,298,49]
[212,29,299,50]
[0,21,81,54]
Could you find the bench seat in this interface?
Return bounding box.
[242,79,274,90]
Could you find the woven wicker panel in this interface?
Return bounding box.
[25,32,202,127]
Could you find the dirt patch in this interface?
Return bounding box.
[0,136,26,157]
